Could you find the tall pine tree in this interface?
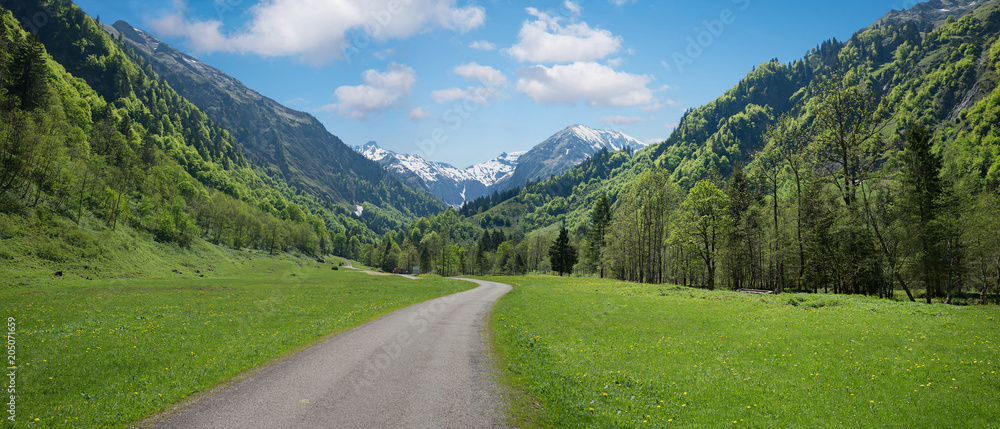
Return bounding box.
[900,123,944,303]
[550,226,578,277]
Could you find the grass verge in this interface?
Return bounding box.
[4,261,472,428]
[489,276,1000,428]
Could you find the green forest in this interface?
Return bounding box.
[0,1,444,282]
[352,5,1000,305]
[2,0,1000,306]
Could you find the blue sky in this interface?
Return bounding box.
[74,0,912,168]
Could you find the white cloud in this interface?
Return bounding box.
[506,8,621,64]
[469,40,497,51]
[606,57,625,67]
[563,1,582,16]
[601,115,646,125]
[373,48,397,60]
[324,63,416,120]
[609,0,636,5]
[432,63,508,104]
[644,137,666,145]
[151,0,486,63]
[516,62,654,107]
[454,62,508,87]
[409,107,432,121]
[641,97,680,112]
[431,87,471,103]
[665,122,679,130]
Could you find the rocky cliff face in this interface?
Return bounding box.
[873,0,986,28]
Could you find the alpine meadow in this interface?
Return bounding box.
[2,0,1000,427]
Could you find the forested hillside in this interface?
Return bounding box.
[379,0,1000,305]
[105,19,443,218]
[0,2,379,279]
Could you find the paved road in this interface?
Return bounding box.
[148,278,512,429]
[339,259,418,279]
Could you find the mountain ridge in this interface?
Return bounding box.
[105,20,443,226]
[491,124,647,191]
[354,141,523,206]
[353,124,644,206]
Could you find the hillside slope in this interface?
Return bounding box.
[474,0,1000,234]
[103,20,443,219]
[0,1,379,281]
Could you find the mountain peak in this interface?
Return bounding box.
[873,0,987,28]
[551,124,647,152]
[491,124,645,191]
[354,141,391,162]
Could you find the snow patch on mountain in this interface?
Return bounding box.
[553,124,647,152]
[354,142,522,188]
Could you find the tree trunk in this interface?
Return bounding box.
[77,163,90,225]
[895,271,916,302]
[995,252,1000,305]
[795,177,805,292]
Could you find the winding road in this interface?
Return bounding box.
[147,278,512,429]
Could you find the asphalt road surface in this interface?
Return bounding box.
[148,278,512,428]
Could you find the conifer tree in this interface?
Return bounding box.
[549,226,577,276]
[900,123,944,303]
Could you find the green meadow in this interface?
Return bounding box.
[2,257,471,428]
[489,276,1000,428]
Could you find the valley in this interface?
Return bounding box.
[2,258,473,427]
[3,0,1000,427]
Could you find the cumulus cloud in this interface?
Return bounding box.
[454,62,508,87]
[432,63,508,104]
[506,7,621,64]
[409,107,432,121]
[469,40,497,51]
[601,115,646,125]
[151,0,486,63]
[431,87,471,103]
[324,63,416,120]
[516,62,654,107]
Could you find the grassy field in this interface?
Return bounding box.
[2,256,472,428]
[489,276,1000,428]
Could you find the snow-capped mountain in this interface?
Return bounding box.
[354,142,523,206]
[492,124,646,191]
[356,124,643,206]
